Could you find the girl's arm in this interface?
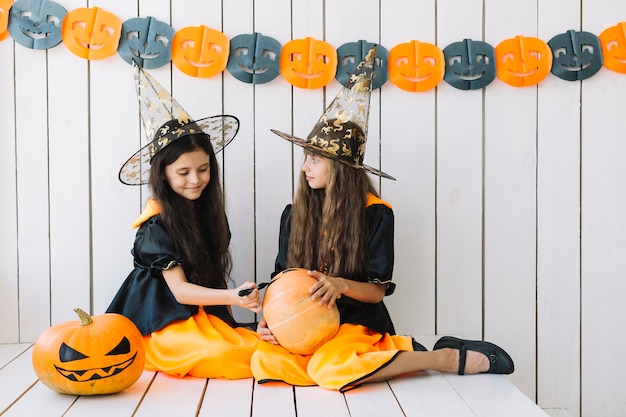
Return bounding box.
[307,269,386,308]
[163,265,261,313]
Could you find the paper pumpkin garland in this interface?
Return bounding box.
[118,16,174,69]
[226,32,282,84]
[0,0,14,41]
[61,6,122,60]
[1,1,626,88]
[8,0,66,49]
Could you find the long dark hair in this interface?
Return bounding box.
[287,150,378,278]
[148,134,232,288]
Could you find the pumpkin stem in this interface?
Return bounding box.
[74,308,93,326]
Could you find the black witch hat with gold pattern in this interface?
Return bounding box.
[270,46,394,180]
[119,63,239,185]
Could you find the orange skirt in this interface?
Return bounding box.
[250,323,414,391]
[143,310,259,379]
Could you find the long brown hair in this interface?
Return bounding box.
[148,134,232,288]
[287,150,379,278]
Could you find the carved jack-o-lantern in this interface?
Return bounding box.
[495,35,552,87]
[8,0,66,49]
[171,25,229,78]
[280,37,337,89]
[61,6,122,60]
[388,40,445,92]
[0,0,13,41]
[443,38,496,90]
[118,16,174,69]
[32,308,145,395]
[599,22,626,74]
[336,40,388,90]
[226,32,281,84]
[548,29,603,81]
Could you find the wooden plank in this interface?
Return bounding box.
[0,30,19,344]
[443,374,550,417]
[435,0,484,340]
[134,372,206,416]
[294,385,350,417]
[580,2,626,416]
[198,378,254,417]
[380,0,437,337]
[251,382,296,417]
[2,381,77,417]
[483,0,538,399]
[63,371,155,417]
[389,371,474,416]
[0,344,30,368]
[0,345,38,413]
[47,0,91,326]
[14,46,50,341]
[343,381,403,417]
[535,1,581,416]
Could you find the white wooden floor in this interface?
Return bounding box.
[0,342,562,417]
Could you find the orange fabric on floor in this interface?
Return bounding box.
[251,323,414,390]
[143,310,259,379]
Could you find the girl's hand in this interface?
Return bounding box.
[256,319,278,344]
[307,270,346,309]
[235,281,261,313]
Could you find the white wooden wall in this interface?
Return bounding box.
[1,1,625,416]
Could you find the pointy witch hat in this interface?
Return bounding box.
[119,63,239,185]
[270,46,394,180]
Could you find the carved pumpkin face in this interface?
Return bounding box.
[32,308,145,395]
[388,40,445,92]
[0,0,13,41]
[226,32,281,84]
[548,29,602,81]
[118,16,174,69]
[495,35,552,87]
[599,22,626,74]
[61,6,122,60]
[171,25,229,78]
[280,37,337,89]
[336,40,388,90]
[443,38,496,90]
[8,0,66,49]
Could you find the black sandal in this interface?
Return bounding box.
[433,336,514,375]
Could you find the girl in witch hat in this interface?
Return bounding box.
[107,64,259,379]
[251,48,514,391]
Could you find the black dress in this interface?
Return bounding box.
[106,213,236,336]
[273,201,397,335]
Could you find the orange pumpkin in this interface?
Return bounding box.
[32,308,145,395]
[262,268,340,355]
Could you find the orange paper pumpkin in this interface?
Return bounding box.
[495,35,552,87]
[262,268,340,355]
[280,37,337,89]
[0,0,13,41]
[32,308,145,395]
[388,40,444,92]
[171,25,229,78]
[599,22,626,74]
[61,6,122,60]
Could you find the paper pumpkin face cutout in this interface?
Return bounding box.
[118,16,173,69]
[388,40,444,92]
[336,40,388,90]
[495,35,552,87]
[548,30,602,81]
[443,38,495,90]
[280,37,337,89]
[8,0,66,49]
[61,7,122,59]
[226,32,281,84]
[599,22,626,74]
[171,25,229,78]
[0,0,14,41]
